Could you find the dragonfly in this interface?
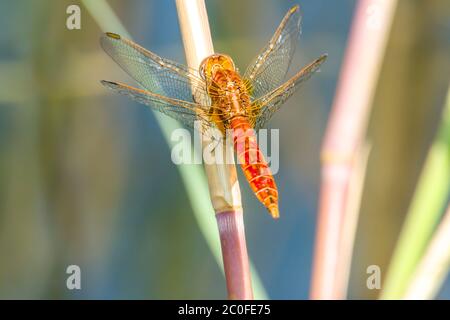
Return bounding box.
[101,5,327,219]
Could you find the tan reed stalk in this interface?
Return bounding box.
[175,0,253,299]
[310,0,398,299]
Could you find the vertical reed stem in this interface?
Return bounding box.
[216,210,254,299]
[403,205,450,299]
[175,0,253,299]
[310,0,397,299]
[381,86,450,299]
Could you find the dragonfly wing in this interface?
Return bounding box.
[250,54,327,130]
[101,80,217,132]
[100,32,210,106]
[243,5,302,100]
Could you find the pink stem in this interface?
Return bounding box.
[310,0,397,299]
[216,210,254,300]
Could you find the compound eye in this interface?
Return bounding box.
[220,54,235,70]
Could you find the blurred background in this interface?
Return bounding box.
[0,0,449,299]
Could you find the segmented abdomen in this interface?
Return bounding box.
[230,116,279,218]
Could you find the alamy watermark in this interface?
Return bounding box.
[170,121,280,174]
[66,5,81,30]
[66,265,81,290]
[366,265,381,290]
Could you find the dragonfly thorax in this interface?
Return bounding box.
[200,54,251,119]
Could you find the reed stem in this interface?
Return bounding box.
[175,0,253,299]
[216,210,254,299]
[310,0,397,299]
[403,204,450,299]
[83,0,265,299]
[381,86,450,299]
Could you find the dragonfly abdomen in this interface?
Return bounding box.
[230,116,279,218]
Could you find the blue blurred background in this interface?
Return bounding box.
[0,0,449,299]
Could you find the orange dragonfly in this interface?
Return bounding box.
[101,5,327,218]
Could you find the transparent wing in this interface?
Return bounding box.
[100,32,210,106]
[101,80,220,132]
[249,55,327,130]
[244,5,302,100]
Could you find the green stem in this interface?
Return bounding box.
[381,87,450,299]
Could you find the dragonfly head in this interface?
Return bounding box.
[199,54,236,82]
